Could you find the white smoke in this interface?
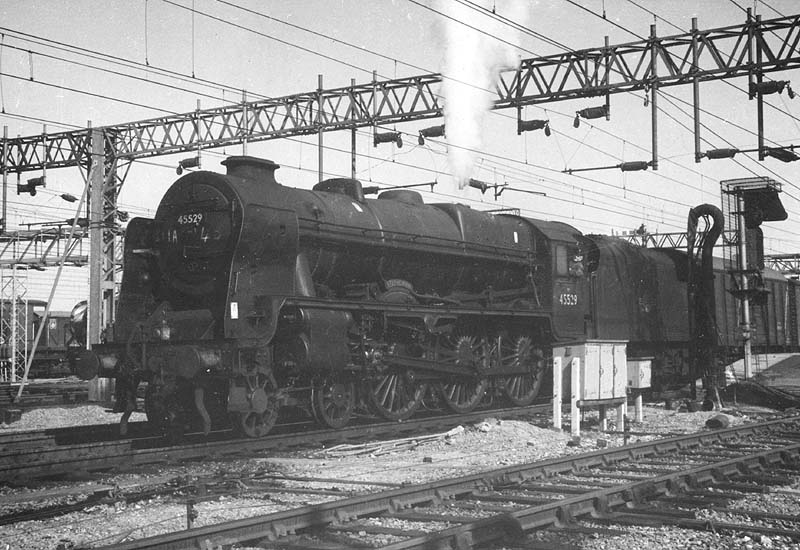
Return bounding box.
[439,1,528,189]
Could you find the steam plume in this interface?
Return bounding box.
[439,1,528,189]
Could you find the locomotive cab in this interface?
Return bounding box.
[518,219,588,340]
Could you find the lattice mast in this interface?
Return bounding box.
[0,266,28,382]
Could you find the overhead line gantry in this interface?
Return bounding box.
[1,11,799,345]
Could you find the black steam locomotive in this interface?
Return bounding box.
[80,156,798,436]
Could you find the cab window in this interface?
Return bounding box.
[555,245,568,276]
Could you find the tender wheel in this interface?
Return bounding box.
[232,374,280,438]
[502,336,544,406]
[366,371,426,421]
[312,379,356,429]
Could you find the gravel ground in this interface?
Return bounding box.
[0,401,795,550]
[0,405,147,432]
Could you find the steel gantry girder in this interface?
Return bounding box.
[0,226,89,267]
[765,254,800,275]
[2,13,800,171]
[620,230,739,249]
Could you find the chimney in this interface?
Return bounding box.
[221,156,280,184]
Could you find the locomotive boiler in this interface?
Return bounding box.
[84,156,589,436]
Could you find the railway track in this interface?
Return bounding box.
[0,402,552,483]
[90,415,800,550]
[0,380,89,409]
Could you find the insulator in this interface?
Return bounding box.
[705,148,739,160]
[518,119,548,133]
[468,178,490,194]
[765,147,800,163]
[573,114,581,128]
[577,104,609,120]
[374,131,402,148]
[619,161,649,172]
[18,176,45,196]
[60,193,78,203]
[362,185,381,195]
[65,217,90,228]
[750,80,789,96]
[176,156,201,175]
[418,124,445,145]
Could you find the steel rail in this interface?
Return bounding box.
[390,440,800,549]
[0,402,550,482]
[96,416,800,550]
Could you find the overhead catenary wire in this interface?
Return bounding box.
[0,35,718,219]
[458,0,800,197]
[203,0,719,194]
[0,69,696,235]
[0,101,693,240]
[0,4,796,249]
[158,0,775,203]
[0,33,5,113]
[0,4,776,204]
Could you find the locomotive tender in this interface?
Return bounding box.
[82,156,797,437]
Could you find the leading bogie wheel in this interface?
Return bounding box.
[232,374,280,438]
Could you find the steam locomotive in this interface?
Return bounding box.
[79,156,798,437]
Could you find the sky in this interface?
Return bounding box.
[0,0,799,309]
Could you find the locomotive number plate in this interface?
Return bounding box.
[177,213,204,225]
[558,293,578,306]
